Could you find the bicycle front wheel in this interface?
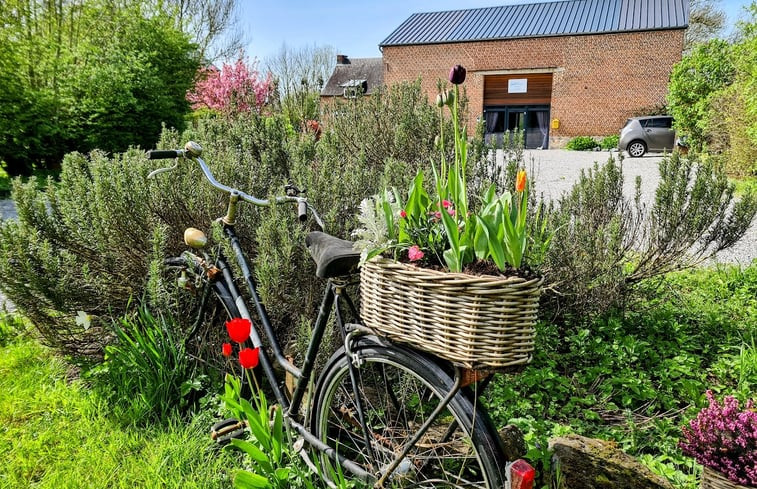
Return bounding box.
[309,337,507,488]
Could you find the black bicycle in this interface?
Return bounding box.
[148,141,522,489]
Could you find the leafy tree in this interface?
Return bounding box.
[667,39,735,150]
[0,0,199,175]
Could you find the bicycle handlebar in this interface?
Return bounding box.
[147,141,324,229]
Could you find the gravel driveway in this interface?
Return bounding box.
[0,150,754,311]
[521,149,756,266]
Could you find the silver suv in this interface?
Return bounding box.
[619,115,675,157]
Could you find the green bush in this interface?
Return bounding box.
[541,152,757,320]
[566,136,600,151]
[599,134,620,150]
[0,81,441,365]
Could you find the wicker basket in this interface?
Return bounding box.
[702,467,754,489]
[360,258,542,369]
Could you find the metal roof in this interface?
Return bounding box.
[380,0,689,47]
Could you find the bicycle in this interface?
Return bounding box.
[147,141,532,489]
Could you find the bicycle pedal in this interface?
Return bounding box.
[211,418,245,444]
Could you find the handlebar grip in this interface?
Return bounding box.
[297,201,307,222]
[147,150,180,160]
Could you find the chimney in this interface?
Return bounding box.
[336,54,349,64]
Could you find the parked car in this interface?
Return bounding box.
[619,115,675,157]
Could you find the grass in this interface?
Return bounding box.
[0,333,239,488]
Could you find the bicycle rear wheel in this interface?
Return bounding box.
[309,337,507,488]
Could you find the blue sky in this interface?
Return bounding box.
[240,0,752,62]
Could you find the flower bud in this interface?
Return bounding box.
[434,135,441,149]
[448,65,466,85]
[435,92,446,107]
[445,89,455,107]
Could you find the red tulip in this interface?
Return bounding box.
[239,347,260,369]
[225,317,251,344]
[222,342,232,357]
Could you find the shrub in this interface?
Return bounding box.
[541,152,757,320]
[565,136,599,151]
[680,391,757,486]
[599,135,620,150]
[0,81,440,363]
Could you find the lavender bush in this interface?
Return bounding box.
[680,390,757,486]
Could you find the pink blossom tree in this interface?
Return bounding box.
[187,54,272,114]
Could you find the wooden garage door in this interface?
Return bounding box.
[484,73,553,106]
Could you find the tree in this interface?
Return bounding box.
[667,39,735,149]
[264,43,336,127]
[187,55,273,114]
[149,0,243,62]
[0,0,200,175]
[685,0,727,50]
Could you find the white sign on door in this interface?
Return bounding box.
[508,78,528,93]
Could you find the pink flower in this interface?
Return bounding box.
[431,211,442,220]
[408,245,424,261]
[442,200,452,209]
[448,208,456,216]
[400,209,407,218]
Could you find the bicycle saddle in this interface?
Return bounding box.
[305,231,361,278]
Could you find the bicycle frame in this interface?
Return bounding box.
[151,143,492,485]
[211,224,386,481]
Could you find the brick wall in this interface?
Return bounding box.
[382,29,685,147]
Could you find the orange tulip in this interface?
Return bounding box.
[516,170,527,192]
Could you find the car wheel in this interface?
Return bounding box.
[627,140,646,157]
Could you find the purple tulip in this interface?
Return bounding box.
[449,65,466,85]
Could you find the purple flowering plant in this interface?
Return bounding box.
[679,390,757,486]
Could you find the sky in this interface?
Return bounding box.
[239,0,752,63]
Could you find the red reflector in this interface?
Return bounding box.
[510,459,535,489]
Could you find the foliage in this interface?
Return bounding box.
[667,40,735,151]
[187,54,273,114]
[600,135,620,150]
[0,79,438,360]
[221,376,322,489]
[541,152,757,319]
[355,69,538,273]
[565,136,599,151]
[0,336,238,488]
[680,391,757,485]
[0,0,200,175]
[85,305,206,424]
[486,264,757,489]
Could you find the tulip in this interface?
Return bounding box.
[448,65,466,85]
[516,170,527,193]
[239,347,260,369]
[225,317,251,344]
[222,342,232,357]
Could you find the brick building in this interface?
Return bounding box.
[379,0,688,148]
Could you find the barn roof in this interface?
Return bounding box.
[380,0,689,47]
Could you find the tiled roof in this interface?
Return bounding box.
[321,57,384,97]
[380,0,689,47]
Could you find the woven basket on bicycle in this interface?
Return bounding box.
[360,258,543,370]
